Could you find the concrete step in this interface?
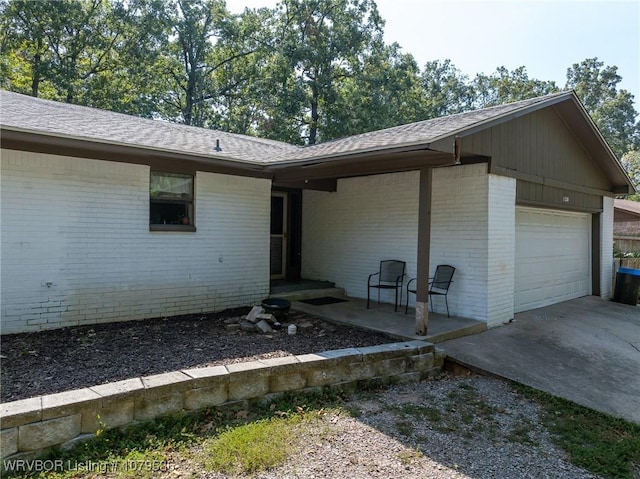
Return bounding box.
[269,287,346,302]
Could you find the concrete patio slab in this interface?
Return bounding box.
[441,296,640,423]
[292,296,486,343]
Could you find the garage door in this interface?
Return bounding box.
[515,207,591,313]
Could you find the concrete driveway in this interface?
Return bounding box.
[441,296,640,423]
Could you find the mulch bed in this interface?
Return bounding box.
[0,308,394,403]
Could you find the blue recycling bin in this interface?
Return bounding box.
[613,267,640,306]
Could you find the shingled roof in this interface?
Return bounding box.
[0,90,300,165]
[0,89,577,166]
[282,91,573,164]
[0,89,629,191]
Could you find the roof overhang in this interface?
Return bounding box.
[1,128,272,179]
[268,147,487,191]
[551,98,635,195]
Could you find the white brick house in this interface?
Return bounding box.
[0,90,633,333]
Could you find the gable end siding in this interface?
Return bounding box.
[463,107,612,205]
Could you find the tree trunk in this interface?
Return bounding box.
[309,83,319,145]
[31,53,40,97]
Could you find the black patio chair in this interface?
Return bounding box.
[405,264,455,317]
[367,260,406,312]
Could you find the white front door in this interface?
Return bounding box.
[270,192,288,279]
[515,207,591,313]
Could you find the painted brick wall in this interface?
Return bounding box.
[302,164,511,323]
[601,196,614,299]
[486,174,516,326]
[1,149,270,334]
[430,164,491,322]
[302,171,420,306]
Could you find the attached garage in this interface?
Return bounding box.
[515,207,591,312]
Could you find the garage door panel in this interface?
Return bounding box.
[515,208,591,313]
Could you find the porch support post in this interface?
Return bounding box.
[415,167,432,335]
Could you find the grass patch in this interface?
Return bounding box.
[201,414,305,474]
[3,389,347,479]
[515,384,640,479]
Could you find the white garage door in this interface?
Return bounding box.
[515,207,591,313]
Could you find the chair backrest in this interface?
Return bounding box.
[430,265,455,292]
[379,260,406,283]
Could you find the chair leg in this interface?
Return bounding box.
[445,294,450,318]
[405,291,409,314]
[394,287,398,312]
[367,286,370,309]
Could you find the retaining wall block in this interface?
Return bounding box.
[81,399,135,433]
[0,427,18,458]
[343,361,377,382]
[134,393,183,422]
[401,340,435,355]
[42,388,102,421]
[358,342,421,361]
[317,348,363,361]
[408,353,435,373]
[18,414,81,451]
[141,371,193,399]
[1,397,42,429]
[294,353,328,370]
[182,366,229,389]
[183,384,229,410]
[305,365,346,387]
[90,378,145,401]
[258,356,301,373]
[375,357,408,377]
[269,372,307,393]
[226,361,271,401]
[434,347,446,367]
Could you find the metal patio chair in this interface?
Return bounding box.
[367,260,406,312]
[405,264,455,317]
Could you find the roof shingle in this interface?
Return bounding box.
[0,90,572,165]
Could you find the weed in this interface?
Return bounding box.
[397,448,422,465]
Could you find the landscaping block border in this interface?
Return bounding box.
[0,340,445,461]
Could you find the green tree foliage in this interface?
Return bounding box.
[421,59,473,117]
[323,42,428,139]
[621,150,640,200]
[257,0,385,144]
[157,0,230,126]
[470,66,559,108]
[0,0,128,103]
[566,58,640,159]
[0,0,638,156]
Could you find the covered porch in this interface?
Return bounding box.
[269,280,486,343]
[269,140,478,335]
[291,296,486,343]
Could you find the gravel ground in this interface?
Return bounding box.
[193,376,601,479]
[0,308,393,402]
